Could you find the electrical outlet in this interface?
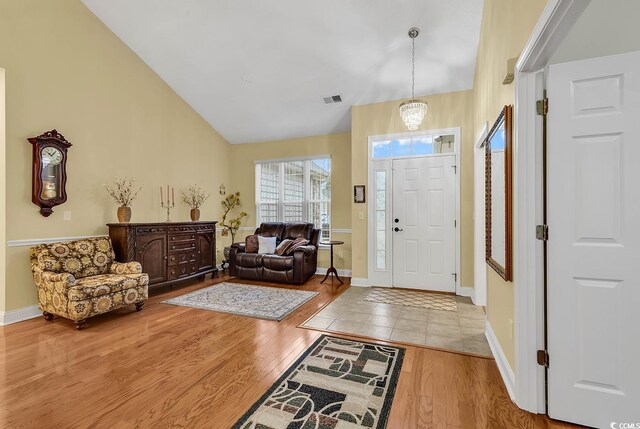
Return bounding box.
[358,210,365,220]
[63,211,72,221]
[337,250,343,258]
[509,318,514,340]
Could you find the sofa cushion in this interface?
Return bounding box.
[262,254,295,271]
[245,232,273,253]
[283,223,314,240]
[235,253,264,268]
[68,273,149,301]
[33,237,115,279]
[258,223,285,240]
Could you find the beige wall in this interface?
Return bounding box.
[1,68,5,311]
[229,133,352,271]
[0,0,231,311]
[350,91,475,285]
[473,0,548,369]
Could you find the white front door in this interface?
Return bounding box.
[547,51,640,428]
[392,156,455,292]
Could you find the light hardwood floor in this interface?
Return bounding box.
[0,275,579,428]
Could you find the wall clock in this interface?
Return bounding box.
[27,129,72,217]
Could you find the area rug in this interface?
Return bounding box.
[364,288,458,312]
[233,335,404,429]
[162,282,319,321]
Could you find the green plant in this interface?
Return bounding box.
[220,192,247,244]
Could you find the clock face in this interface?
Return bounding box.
[41,146,63,166]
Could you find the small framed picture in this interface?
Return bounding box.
[354,185,366,203]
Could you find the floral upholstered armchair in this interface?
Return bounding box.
[30,236,149,329]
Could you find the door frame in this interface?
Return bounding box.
[366,127,462,295]
[512,0,590,413]
[473,122,488,306]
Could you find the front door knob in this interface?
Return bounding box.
[394,227,403,232]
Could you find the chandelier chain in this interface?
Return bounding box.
[411,35,415,100]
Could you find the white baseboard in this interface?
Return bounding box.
[485,321,516,401]
[457,286,474,300]
[315,267,352,278]
[349,277,371,287]
[0,305,41,326]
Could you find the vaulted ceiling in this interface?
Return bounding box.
[82,0,483,144]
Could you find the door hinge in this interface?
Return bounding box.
[452,165,457,174]
[536,224,549,241]
[537,349,549,368]
[536,97,548,116]
[452,273,457,283]
[454,219,457,228]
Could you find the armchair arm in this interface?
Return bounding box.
[109,261,143,275]
[41,271,77,285]
[292,245,317,257]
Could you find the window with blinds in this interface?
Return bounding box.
[255,157,331,241]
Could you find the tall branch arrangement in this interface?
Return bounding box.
[104,178,142,207]
[181,185,210,209]
[220,192,247,244]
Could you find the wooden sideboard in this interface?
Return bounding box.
[108,221,218,287]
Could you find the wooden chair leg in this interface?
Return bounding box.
[75,319,87,330]
[43,312,54,321]
[135,302,144,312]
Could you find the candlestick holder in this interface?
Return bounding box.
[161,200,175,222]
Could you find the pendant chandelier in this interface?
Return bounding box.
[399,27,428,131]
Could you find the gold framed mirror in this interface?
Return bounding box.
[485,105,513,281]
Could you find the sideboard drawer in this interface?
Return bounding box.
[136,226,167,235]
[169,241,197,252]
[168,262,198,280]
[169,233,196,243]
[168,251,197,266]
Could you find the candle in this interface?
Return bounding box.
[172,187,174,205]
[160,186,163,203]
[166,185,169,204]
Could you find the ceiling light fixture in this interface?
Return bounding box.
[399,27,428,131]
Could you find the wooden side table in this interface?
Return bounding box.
[320,240,345,285]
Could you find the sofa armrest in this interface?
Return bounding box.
[230,242,246,253]
[292,245,317,257]
[109,261,143,275]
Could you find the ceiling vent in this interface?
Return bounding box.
[323,94,342,104]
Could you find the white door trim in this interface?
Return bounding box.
[473,122,488,306]
[366,127,461,294]
[513,0,591,413]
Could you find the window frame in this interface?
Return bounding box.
[255,155,331,243]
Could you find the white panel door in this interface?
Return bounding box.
[547,51,640,427]
[392,156,455,292]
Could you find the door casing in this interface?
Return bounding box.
[366,127,462,295]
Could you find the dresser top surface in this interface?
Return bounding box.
[107,221,217,227]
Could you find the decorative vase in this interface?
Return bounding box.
[117,206,131,223]
[223,246,231,262]
[190,208,200,222]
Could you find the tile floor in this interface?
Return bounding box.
[301,286,492,357]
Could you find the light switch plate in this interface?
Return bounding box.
[63,211,72,221]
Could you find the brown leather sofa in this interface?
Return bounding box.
[229,222,320,285]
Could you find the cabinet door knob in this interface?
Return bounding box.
[164,256,168,260]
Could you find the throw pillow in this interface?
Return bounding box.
[275,239,294,256]
[258,236,277,254]
[245,233,273,253]
[285,237,310,255]
[244,234,259,253]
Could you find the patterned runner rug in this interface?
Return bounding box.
[364,288,458,312]
[162,282,318,321]
[233,335,404,429]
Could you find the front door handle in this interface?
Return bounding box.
[394,227,403,232]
